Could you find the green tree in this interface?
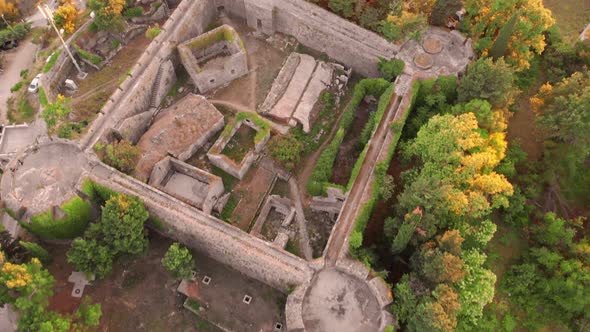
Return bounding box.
[75,296,102,327]
[430,0,464,26]
[162,243,194,279]
[391,209,422,255]
[41,95,71,129]
[464,0,554,70]
[489,13,518,60]
[328,0,355,18]
[457,58,515,107]
[100,194,148,256]
[67,238,114,279]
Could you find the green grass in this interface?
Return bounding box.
[75,47,103,65]
[285,239,301,256]
[219,194,239,222]
[211,167,237,192]
[186,299,201,312]
[8,97,35,123]
[42,50,62,73]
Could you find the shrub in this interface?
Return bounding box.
[81,179,116,205]
[10,81,23,92]
[268,135,304,170]
[102,139,140,174]
[378,58,405,81]
[123,7,142,17]
[145,24,162,39]
[75,47,103,65]
[19,241,52,264]
[43,50,62,73]
[307,128,345,195]
[57,123,73,138]
[24,196,92,240]
[162,243,194,279]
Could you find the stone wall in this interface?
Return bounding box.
[81,0,218,151]
[218,0,398,77]
[85,161,315,291]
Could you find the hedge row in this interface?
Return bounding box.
[23,196,92,240]
[307,78,392,196]
[75,46,103,65]
[307,128,345,196]
[347,84,396,191]
[349,80,420,260]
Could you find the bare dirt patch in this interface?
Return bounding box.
[306,208,337,258]
[46,232,286,331]
[331,100,376,186]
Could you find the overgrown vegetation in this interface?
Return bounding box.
[96,139,141,174]
[23,196,92,240]
[307,78,392,196]
[67,188,149,279]
[162,243,194,279]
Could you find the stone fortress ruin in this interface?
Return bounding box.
[0,0,474,330]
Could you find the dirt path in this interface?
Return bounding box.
[288,178,314,260]
[324,94,402,266]
[0,38,38,123]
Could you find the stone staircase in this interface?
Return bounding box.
[150,63,165,109]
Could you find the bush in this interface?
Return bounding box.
[42,50,62,73]
[162,243,194,279]
[81,179,116,205]
[145,24,162,39]
[123,7,143,17]
[10,81,23,92]
[24,196,92,240]
[307,128,345,195]
[75,47,103,65]
[378,58,405,81]
[268,135,304,170]
[101,139,140,174]
[19,241,52,264]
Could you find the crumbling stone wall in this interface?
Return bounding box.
[84,161,315,291]
[82,0,218,150]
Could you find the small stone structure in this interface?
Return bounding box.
[179,24,248,93]
[251,195,296,246]
[149,157,224,214]
[68,271,94,298]
[259,53,338,133]
[207,117,270,180]
[134,94,224,181]
[310,187,346,220]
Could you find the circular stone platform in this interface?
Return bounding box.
[0,141,90,218]
[414,53,434,70]
[302,269,381,332]
[422,36,443,54]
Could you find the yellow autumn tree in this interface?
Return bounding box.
[53,3,78,34]
[464,0,555,70]
[0,0,19,22]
